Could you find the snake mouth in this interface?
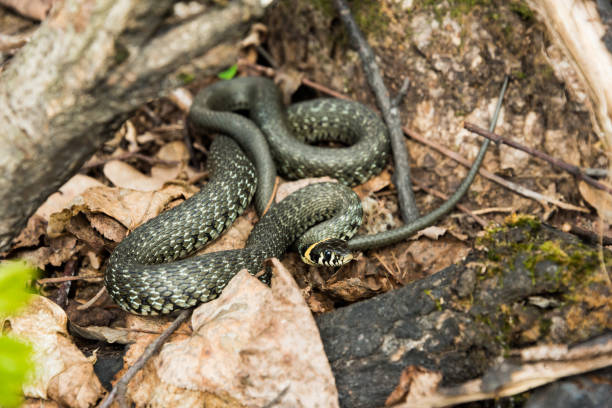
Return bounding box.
[301,238,354,267]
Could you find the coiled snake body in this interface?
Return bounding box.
[105,77,389,315]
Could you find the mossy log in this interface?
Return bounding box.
[0,0,268,253]
[316,218,611,408]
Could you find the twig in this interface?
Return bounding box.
[332,0,419,223]
[54,260,76,309]
[256,45,279,69]
[261,386,290,408]
[372,252,400,287]
[391,78,411,107]
[569,224,612,246]
[81,152,179,170]
[403,127,589,213]
[464,121,612,196]
[583,168,608,178]
[37,275,103,284]
[98,309,191,408]
[76,286,107,311]
[468,206,514,216]
[412,179,488,227]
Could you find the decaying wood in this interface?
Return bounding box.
[527,0,612,147]
[0,0,270,253]
[316,221,611,408]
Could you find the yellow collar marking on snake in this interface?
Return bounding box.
[301,238,331,265]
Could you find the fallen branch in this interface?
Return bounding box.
[464,121,612,196]
[98,309,191,408]
[332,0,419,223]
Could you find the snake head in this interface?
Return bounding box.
[300,238,354,267]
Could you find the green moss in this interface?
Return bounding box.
[467,216,610,348]
[539,318,552,337]
[512,70,527,80]
[177,72,195,85]
[311,0,388,36]
[509,1,534,21]
[505,213,541,230]
[423,289,443,311]
[114,41,129,64]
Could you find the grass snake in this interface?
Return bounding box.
[105,77,489,315]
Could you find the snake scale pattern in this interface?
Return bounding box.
[105,77,388,315]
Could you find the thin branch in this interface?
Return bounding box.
[412,179,488,227]
[37,275,103,284]
[332,0,419,223]
[403,127,589,213]
[98,309,191,408]
[81,151,179,170]
[76,286,107,311]
[391,78,411,107]
[464,121,612,196]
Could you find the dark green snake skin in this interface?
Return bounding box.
[105,76,492,315]
[105,77,383,315]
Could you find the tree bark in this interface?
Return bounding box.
[0,0,269,253]
[316,222,612,408]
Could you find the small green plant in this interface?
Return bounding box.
[0,261,37,408]
[217,64,238,80]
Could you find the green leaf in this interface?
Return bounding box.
[0,336,33,407]
[0,261,36,316]
[0,261,36,407]
[217,64,238,80]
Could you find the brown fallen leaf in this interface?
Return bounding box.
[4,296,104,408]
[0,0,54,20]
[11,214,47,250]
[80,184,194,230]
[405,238,470,277]
[86,213,127,243]
[578,180,612,223]
[15,235,79,270]
[103,160,167,192]
[103,141,189,191]
[35,175,105,221]
[275,177,336,202]
[125,260,339,407]
[353,169,392,199]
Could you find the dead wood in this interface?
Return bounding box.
[0,0,270,253]
[316,220,611,408]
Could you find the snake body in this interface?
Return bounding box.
[105,78,384,315]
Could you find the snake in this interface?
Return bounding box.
[105,77,489,315]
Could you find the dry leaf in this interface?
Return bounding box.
[276,177,336,202]
[4,296,104,407]
[35,175,105,221]
[413,226,447,240]
[578,181,612,223]
[86,213,127,243]
[126,261,339,407]
[80,184,193,230]
[12,215,47,249]
[405,238,470,276]
[354,169,392,199]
